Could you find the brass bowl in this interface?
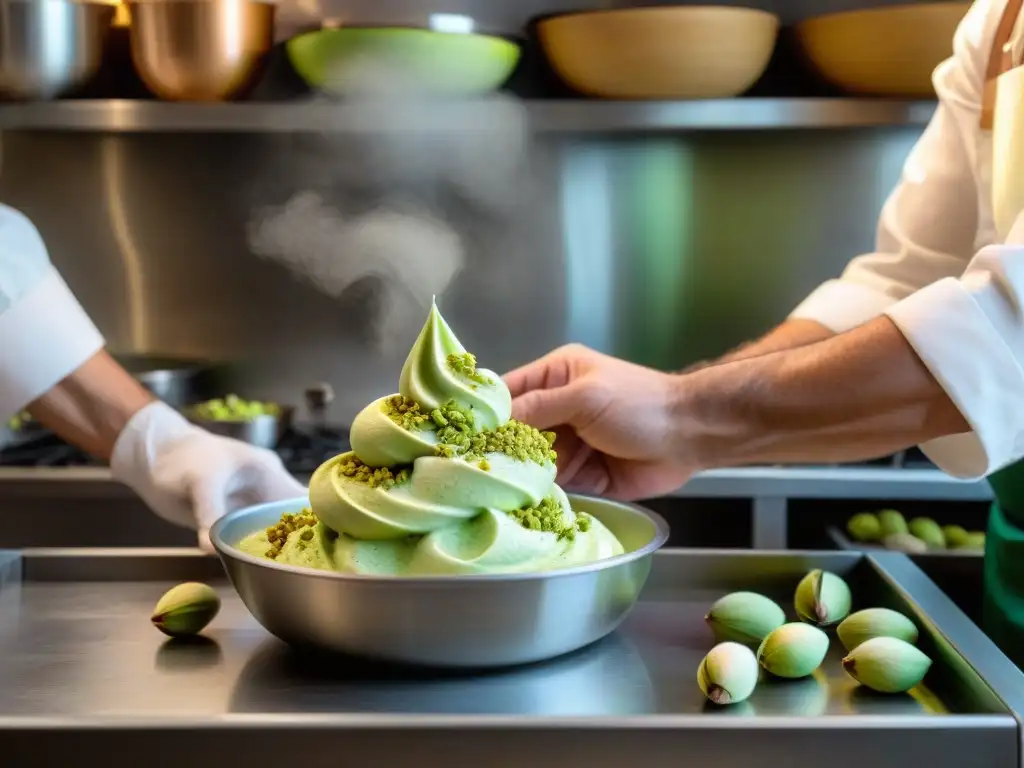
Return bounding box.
[126,0,275,101]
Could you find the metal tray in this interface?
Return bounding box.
[0,548,1021,767]
[829,525,983,558]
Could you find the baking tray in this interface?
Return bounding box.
[829,525,983,558]
[0,548,1020,768]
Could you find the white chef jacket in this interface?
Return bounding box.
[0,204,104,418]
[791,0,1024,480]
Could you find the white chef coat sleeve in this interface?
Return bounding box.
[790,0,991,333]
[0,204,104,419]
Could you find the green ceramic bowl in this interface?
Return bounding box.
[285,27,521,96]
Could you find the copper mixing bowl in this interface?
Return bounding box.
[126,0,275,101]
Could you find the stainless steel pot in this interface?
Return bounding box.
[0,0,115,100]
[211,494,670,668]
[186,405,295,450]
[112,354,230,409]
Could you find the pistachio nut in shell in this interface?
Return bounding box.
[882,532,928,554]
[837,608,919,652]
[846,512,882,542]
[942,524,969,549]
[151,582,221,638]
[878,509,908,537]
[757,622,829,679]
[964,532,986,550]
[794,569,851,626]
[842,636,932,693]
[705,591,786,646]
[698,642,759,705]
[908,517,945,549]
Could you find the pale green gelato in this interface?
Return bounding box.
[240,300,625,575]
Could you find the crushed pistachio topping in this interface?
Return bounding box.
[477,458,491,472]
[337,455,411,490]
[510,497,591,540]
[383,395,432,431]
[434,419,557,465]
[431,399,476,444]
[264,508,318,559]
[447,352,493,387]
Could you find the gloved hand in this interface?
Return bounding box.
[111,401,306,552]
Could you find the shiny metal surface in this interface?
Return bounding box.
[0,124,924,420]
[0,98,937,131]
[0,549,1020,766]
[187,406,294,449]
[0,0,114,100]
[211,494,669,667]
[113,353,231,408]
[127,0,275,101]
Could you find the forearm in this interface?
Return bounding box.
[678,316,968,468]
[679,319,834,374]
[27,349,155,461]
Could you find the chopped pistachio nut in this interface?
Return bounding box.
[432,399,476,444]
[435,419,557,465]
[338,455,412,490]
[477,458,491,472]
[510,497,591,540]
[383,395,432,431]
[447,352,493,387]
[264,508,318,559]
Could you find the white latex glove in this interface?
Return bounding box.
[111,401,306,552]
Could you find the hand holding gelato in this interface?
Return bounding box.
[238,301,624,575]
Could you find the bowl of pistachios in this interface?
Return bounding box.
[186,395,293,450]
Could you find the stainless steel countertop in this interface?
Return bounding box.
[0,549,1020,767]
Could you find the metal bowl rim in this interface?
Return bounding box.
[211,493,669,585]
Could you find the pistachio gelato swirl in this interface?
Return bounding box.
[241,300,624,575]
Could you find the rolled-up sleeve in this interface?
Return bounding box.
[0,204,104,418]
[790,0,991,333]
[888,233,1024,478]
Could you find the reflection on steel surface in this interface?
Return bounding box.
[0,548,1021,767]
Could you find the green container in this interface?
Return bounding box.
[286,28,521,96]
[987,461,1024,521]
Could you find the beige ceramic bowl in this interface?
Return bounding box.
[795,2,970,98]
[538,6,779,100]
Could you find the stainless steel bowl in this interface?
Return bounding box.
[0,0,115,100]
[187,405,294,449]
[211,494,669,668]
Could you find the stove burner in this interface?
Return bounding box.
[0,423,351,473]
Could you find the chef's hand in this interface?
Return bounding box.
[110,402,306,552]
[505,344,694,500]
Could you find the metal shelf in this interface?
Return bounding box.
[0,98,937,133]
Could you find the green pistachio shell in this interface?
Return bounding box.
[151,582,220,638]
[794,569,851,626]
[757,622,829,679]
[878,509,908,537]
[882,532,928,554]
[842,636,932,693]
[964,532,986,550]
[705,591,786,646]
[908,518,945,549]
[847,512,882,542]
[942,525,969,549]
[698,642,759,705]
[837,608,919,652]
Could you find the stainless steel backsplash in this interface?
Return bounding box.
[0,124,921,422]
